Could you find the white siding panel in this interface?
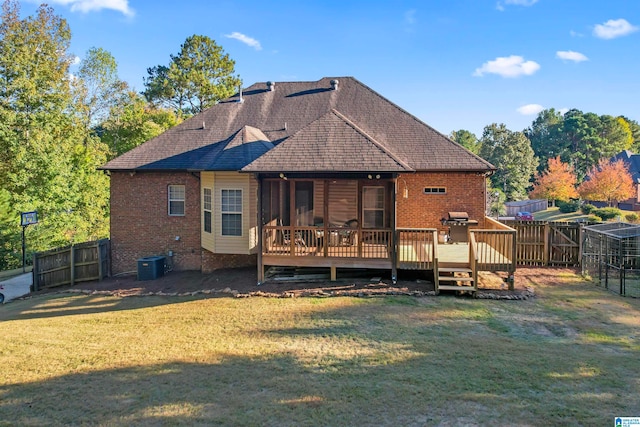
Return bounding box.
[214,172,250,254]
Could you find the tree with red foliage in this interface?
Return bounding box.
[529,156,578,206]
[578,159,635,207]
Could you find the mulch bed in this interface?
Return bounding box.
[29,266,563,300]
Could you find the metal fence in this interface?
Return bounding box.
[33,239,110,290]
[582,222,640,297]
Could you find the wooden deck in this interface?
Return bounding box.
[259,222,517,289]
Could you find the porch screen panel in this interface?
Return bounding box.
[328,180,357,227]
[363,186,384,228]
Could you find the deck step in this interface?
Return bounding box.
[437,285,476,291]
[438,267,472,273]
[438,276,474,282]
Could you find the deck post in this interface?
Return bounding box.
[256,176,264,284]
[330,265,336,281]
[391,180,397,284]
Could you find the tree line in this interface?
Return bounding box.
[451,109,639,213]
[0,1,240,270]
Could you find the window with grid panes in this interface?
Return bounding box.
[221,189,242,236]
[168,185,185,216]
[203,188,212,233]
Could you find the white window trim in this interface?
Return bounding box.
[203,187,212,233]
[221,188,243,237]
[168,185,185,216]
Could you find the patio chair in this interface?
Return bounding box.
[339,219,358,246]
[280,221,308,253]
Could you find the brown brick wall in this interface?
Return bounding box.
[397,172,487,232]
[110,171,202,274]
[201,252,257,274]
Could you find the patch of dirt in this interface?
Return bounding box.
[32,266,568,299]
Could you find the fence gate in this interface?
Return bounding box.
[504,221,583,267]
[548,223,581,265]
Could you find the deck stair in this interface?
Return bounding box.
[436,263,477,294]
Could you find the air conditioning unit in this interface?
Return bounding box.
[137,256,166,281]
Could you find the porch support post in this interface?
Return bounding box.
[323,180,329,257]
[289,179,296,255]
[256,175,264,284]
[391,179,397,284]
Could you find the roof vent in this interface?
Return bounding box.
[238,86,244,103]
[267,81,275,91]
[330,79,339,90]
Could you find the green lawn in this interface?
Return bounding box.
[1,271,639,425]
[532,207,590,222]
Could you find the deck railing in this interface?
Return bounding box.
[470,217,517,273]
[262,225,392,259]
[397,228,438,270]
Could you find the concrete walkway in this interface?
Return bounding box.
[0,273,32,303]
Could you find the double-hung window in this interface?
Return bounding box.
[203,188,212,233]
[221,189,242,236]
[168,185,185,216]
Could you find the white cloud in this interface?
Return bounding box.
[496,0,538,10]
[404,9,417,25]
[42,0,134,17]
[225,32,262,50]
[593,18,638,39]
[473,55,540,78]
[71,55,81,65]
[570,30,584,37]
[517,104,544,115]
[559,108,569,115]
[556,50,588,62]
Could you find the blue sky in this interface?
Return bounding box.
[19,0,640,137]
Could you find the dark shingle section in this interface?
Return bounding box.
[101,77,494,173]
[243,110,412,172]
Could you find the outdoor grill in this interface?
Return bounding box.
[441,212,479,243]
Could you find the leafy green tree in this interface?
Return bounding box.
[99,91,181,158]
[74,47,129,129]
[559,109,632,179]
[450,129,480,154]
[0,1,109,267]
[143,35,241,116]
[479,123,538,201]
[524,108,564,171]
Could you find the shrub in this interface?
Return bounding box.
[558,200,579,213]
[593,207,621,221]
[625,212,639,223]
[581,204,596,215]
[587,215,602,223]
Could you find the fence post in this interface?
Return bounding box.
[70,245,75,286]
[32,251,39,291]
[543,223,550,266]
[97,240,103,281]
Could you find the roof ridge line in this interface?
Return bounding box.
[329,109,414,171]
[350,77,495,170]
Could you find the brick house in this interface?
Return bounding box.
[103,77,513,288]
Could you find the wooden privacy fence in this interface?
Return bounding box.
[33,239,110,290]
[502,221,588,266]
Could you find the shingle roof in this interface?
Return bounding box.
[101,77,494,173]
[242,110,412,173]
